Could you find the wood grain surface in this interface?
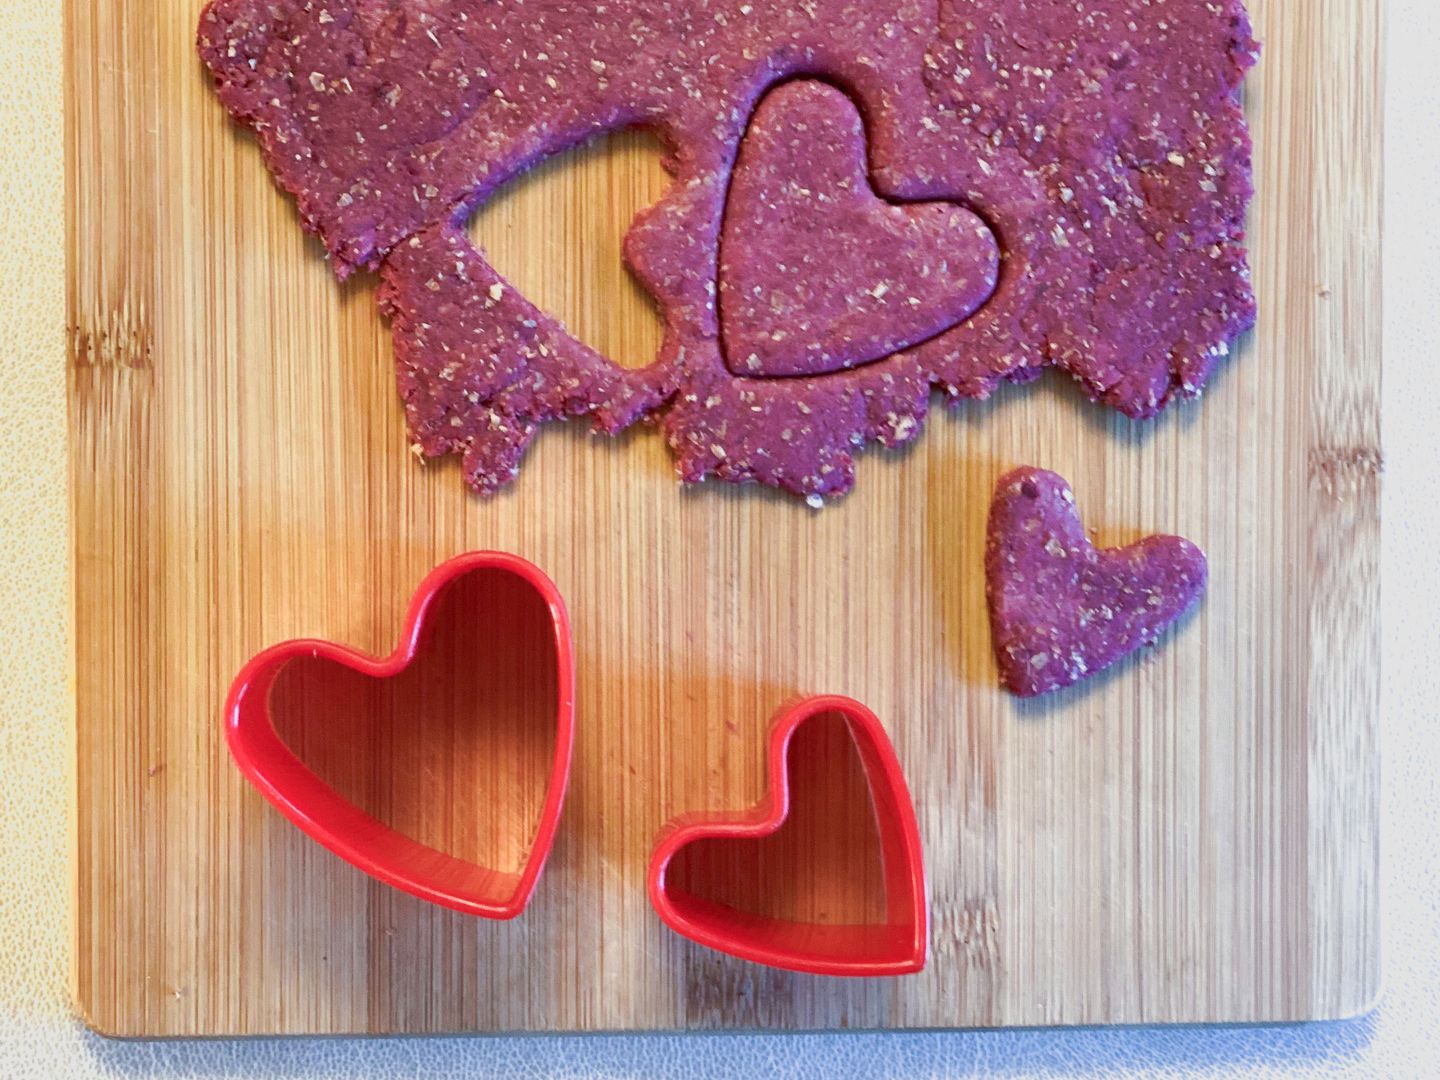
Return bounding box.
[67,0,1381,1035]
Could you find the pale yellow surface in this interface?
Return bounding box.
[1,0,1437,1075]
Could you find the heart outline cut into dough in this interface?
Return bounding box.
[225,551,574,919]
[719,79,1001,379]
[648,694,927,976]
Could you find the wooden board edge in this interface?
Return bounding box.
[1303,0,1383,1021]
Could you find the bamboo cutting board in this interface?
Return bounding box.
[68,0,1381,1036]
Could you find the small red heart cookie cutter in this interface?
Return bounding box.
[225,552,574,919]
[648,695,927,976]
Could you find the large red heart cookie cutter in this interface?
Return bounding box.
[225,552,574,919]
[648,695,927,976]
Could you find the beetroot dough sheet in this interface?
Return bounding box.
[199,0,1258,499]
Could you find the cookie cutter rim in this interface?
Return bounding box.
[224,550,575,920]
[648,694,927,976]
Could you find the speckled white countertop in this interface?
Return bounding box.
[2,2,1435,1075]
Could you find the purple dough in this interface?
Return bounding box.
[985,467,1208,697]
[379,224,667,490]
[719,81,999,378]
[198,1,1258,500]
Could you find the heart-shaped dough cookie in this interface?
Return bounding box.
[986,468,1208,697]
